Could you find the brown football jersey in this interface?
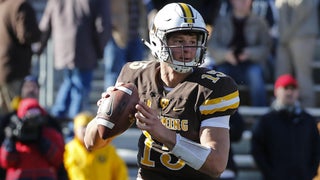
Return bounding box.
[117,60,240,179]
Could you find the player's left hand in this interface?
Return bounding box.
[135,101,176,149]
[97,82,125,106]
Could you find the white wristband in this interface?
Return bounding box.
[171,134,211,170]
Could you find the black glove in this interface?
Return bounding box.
[5,115,20,140]
[39,137,51,154]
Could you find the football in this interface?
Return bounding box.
[96,83,139,139]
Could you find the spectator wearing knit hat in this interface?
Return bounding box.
[0,76,67,179]
[0,98,65,180]
[0,75,39,178]
[1,75,62,136]
[250,74,320,180]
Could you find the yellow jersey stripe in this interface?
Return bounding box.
[200,91,240,115]
[178,3,194,23]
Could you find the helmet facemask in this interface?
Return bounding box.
[162,30,207,73]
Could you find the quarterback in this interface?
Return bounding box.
[84,3,240,179]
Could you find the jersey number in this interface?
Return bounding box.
[140,131,185,170]
[201,70,226,83]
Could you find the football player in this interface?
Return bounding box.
[84,3,240,179]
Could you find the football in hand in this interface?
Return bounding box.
[96,83,139,139]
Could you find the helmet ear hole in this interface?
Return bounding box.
[151,41,156,46]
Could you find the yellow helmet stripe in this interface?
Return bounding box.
[178,3,194,23]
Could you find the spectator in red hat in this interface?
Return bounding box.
[0,75,67,179]
[0,98,65,180]
[0,75,41,178]
[273,74,299,107]
[250,74,320,180]
[0,75,63,143]
[17,98,46,119]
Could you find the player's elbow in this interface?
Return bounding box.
[205,164,226,178]
[202,155,228,178]
[214,164,227,177]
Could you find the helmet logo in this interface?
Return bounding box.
[187,24,193,28]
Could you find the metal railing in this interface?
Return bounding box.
[31,40,55,109]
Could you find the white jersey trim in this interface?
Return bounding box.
[200,115,230,129]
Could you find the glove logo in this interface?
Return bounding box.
[98,96,114,116]
[173,107,185,112]
[105,97,113,116]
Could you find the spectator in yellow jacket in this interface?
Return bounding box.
[63,111,129,180]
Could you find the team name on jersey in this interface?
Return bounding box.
[160,116,188,131]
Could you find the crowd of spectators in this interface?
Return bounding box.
[0,0,319,179]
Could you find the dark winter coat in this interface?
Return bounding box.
[251,107,320,180]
